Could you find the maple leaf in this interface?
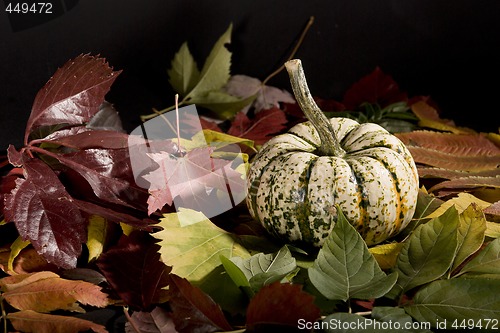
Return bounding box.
[4,155,87,269]
[96,231,171,311]
[25,54,121,144]
[167,274,233,333]
[143,147,246,216]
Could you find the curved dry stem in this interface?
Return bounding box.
[285,59,345,157]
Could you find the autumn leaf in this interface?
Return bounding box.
[246,282,321,330]
[4,156,87,269]
[125,307,178,333]
[0,271,109,313]
[8,310,108,333]
[96,231,171,311]
[342,67,408,110]
[411,101,472,134]
[167,274,232,333]
[152,209,250,283]
[143,147,246,216]
[227,107,289,145]
[25,54,121,144]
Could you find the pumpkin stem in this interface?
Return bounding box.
[285,59,345,157]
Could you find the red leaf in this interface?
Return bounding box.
[227,107,288,145]
[4,158,86,269]
[143,147,245,214]
[43,129,131,150]
[246,282,321,330]
[126,307,178,333]
[96,231,171,311]
[25,54,121,144]
[342,67,407,110]
[167,274,232,333]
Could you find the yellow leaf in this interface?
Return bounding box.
[86,215,107,262]
[8,237,30,273]
[369,242,404,270]
[152,208,250,283]
[486,221,500,238]
[120,222,134,236]
[424,193,491,220]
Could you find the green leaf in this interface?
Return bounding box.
[197,264,248,316]
[372,307,433,332]
[168,42,200,96]
[186,24,232,101]
[219,255,253,297]
[319,313,381,333]
[151,208,250,283]
[451,204,486,272]
[391,206,459,297]
[8,237,31,272]
[190,90,257,119]
[228,245,297,293]
[458,237,500,276]
[308,209,398,301]
[404,278,500,328]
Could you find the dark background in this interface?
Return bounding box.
[1,0,499,151]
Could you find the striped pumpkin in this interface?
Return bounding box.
[246,59,419,247]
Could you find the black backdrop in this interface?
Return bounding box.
[1,0,499,151]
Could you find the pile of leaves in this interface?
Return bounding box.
[1,24,500,333]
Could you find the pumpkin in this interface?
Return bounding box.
[246,59,419,247]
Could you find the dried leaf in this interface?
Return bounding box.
[424,193,492,220]
[417,167,500,179]
[246,282,320,330]
[411,101,472,134]
[25,54,120,143]
[0,271,109,312]
[96,231,171,311]
[429,176,500,193]
[8,310,108,333]
[125,307,178,333]
[167,274,232,333]
[4,157,87,269]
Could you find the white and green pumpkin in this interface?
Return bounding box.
[246,59,419,247]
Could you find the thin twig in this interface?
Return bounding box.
[123,306,142,333]
[262,16,315,86]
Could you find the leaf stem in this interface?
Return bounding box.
[123,306,142,333]
[262,16,315,86]
[285,59,345,157]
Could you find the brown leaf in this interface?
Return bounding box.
[484,200,500,216]
[407,146,500,171]
[8,310,108,333]
[167,274,232,333]
[429,176,500,193]
[417,167,500,179]
[0,272,109,313]
[246,282,321,330]
[396,130,500,156]
[125,307,178,333]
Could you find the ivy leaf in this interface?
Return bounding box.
[451,204,486,272]
[4,157,87,269]
[308,209,398,301]
[168,42,201,96]
[152,209,250,283]
[25,54,121,144]
[8,310,108,333]
[167,274,233,333]
[246,282,320,331]
[458,237,500,276]
[391,206,459,297]
[96,231,171,311]
[226,245,297,293]
[404,278,500,328]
